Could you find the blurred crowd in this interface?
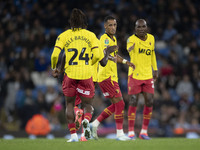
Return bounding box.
[0,0,200,137]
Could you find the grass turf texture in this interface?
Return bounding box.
[0,138,200,150]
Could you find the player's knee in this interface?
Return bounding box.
[84,103,94,114]
[120,100,125,107]
[111,97,123,104]
[129,95,137,106]
[90,105,94,115]
[146,98,154,107]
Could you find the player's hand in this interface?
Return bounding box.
[153,70,158,82]
[126,61,135,70]
[128,43,135,52]
[108,55,117,63]
[105,45,118,54]
[52,68,60,78]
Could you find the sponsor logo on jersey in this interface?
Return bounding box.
[103,92,109,96]
[105,39,109,44]
[77,88,90,95]
[139,48,151,55]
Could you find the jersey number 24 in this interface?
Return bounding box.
[68,48,89,65]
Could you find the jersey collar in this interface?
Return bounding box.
[135,34,148,41]
[106,33,115,42]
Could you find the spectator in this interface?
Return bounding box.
[176,75,194,100]
[0,0,200,138]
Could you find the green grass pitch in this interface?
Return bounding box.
[0,138,200,150]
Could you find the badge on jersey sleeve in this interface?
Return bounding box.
[127,38,130,43]
[105,39,109,44]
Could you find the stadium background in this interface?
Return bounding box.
[0,0,200,138]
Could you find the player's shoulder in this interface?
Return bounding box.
[59,29,72,37]
[100,33,107,39]
[130,34,138,39]
[82,29,96,36]
[147,33,155,40]
[127,34,136,42]
[100,33,112,42]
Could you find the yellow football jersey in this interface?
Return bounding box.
[51,28,101,80]
[127,33,158,80]
[92,40,104,82]
[92,62,99,82]
[98,33,118,82]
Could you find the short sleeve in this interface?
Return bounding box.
[55,33,65,49]
[127,37,134,51]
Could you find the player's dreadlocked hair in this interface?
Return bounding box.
[70,8,87,31]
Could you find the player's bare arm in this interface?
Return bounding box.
[116,54,135,70]
[126,61,135,70]
[52,68,60,78]
[153,70,158,82]
[100,45,118,66]
[108,55,117,63]
[52,52,66,78]
[60,52,66,73]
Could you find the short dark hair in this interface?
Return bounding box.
[104,16,116,23]
[69,8,87,31]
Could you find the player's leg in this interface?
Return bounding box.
[74,106,83,130]
[74,94,88,141]
[81,96,94,139]
[139,79,154,140]
[110,81,130,141]
[92,78,130,141]
[65,96,78,142]
[91,79,116,139]
[74,96,83,130]
[91,103,115,139]
[111,96,130,141]
[128,94,139,139]
[80,113,88,141]
[94,104,115,125]
[139,92,153,140]
[62,75,78,142]
[127,76,142,139]
[78,77,95,140]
